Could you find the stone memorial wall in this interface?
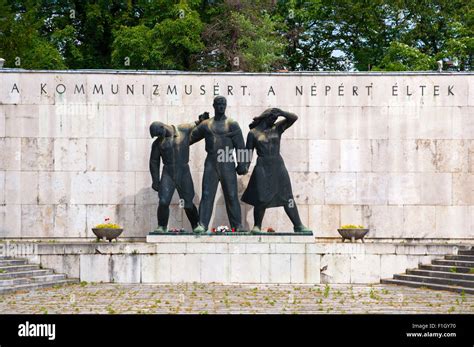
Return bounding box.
[0,71,472,240]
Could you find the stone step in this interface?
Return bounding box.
[419,264,473,273]
[432,259,474,268]
[0,269,53,280]
[458,249,474,256]
[445,255,474,261]
[31,274,67,283]
[394,274,474,288]
[0,259,28,266]
[0,277,30,287]
[0,264,40,273]
[407,269,474,281]
[0,278,79,295]
[0,274,66,287]
[380,278,474,294]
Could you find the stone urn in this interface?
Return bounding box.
[337,228,369,243]
[92,228,123,242]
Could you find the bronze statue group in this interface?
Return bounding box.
[149,96,312,234]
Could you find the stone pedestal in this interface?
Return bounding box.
[15,240,468,285]
[146,234,317,284]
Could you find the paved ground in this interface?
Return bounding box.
[0,283,473,314]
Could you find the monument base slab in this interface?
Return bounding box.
[10,238,471,285]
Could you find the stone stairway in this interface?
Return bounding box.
[381,248,474,294]
[0,257,79,294]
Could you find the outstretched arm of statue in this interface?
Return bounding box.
[195,111,210,126]
[187,111,210,141]
[274,109,298,134]
[149,140,161,192]
[183,112,210,135]
[189,120,206,145]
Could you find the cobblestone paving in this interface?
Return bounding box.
[0,283,473,314]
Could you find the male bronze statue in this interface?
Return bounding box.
[241,108,312,233]
[149,113,209,232]
[190,96,248,233]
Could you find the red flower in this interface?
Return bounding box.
[212,228,216,233]
[232,228,235,232]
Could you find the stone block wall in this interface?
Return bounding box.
[20,239,461,284]
[0,71,472,240]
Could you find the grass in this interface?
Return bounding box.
[369,289,380,300]
[460,290,466,303]
[323,284,330,298]
[469,268,474,274]
[449,267,457,273]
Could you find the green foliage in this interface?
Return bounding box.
[22,39,67,70]
[434,21,474,71]
[323,284,330,298]
[0,0,471,71]
[50,25,84,69]
[232,11,285,72]
[0,0,66,69]
[110,3,204,70]
[196,0,285,72]
[374,42,435,71]
[151,5,204,70]
[111,25,153,69]
[275,0,329,70]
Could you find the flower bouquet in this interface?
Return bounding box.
[169,228,186,233]
[211,225,236,233]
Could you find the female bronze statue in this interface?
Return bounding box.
[241,108,312,233]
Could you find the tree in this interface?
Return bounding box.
[196,0,285,72]
[373,41,435,71]
[434,21,474,70]
[0,0,66,69]
[150,4,205,70]
[111,25,152,69]
[50,25,84,69]
[390,0,472,70]
[232,11,285,72]
[110,3,205,70]
[0,0,471,71]
[274,0,350,71]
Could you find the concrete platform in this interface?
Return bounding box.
[8,238,472,285]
